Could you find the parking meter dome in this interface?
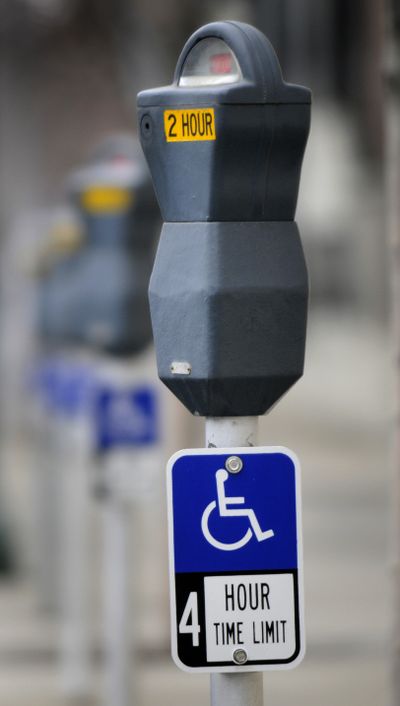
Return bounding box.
[138,21,310,223]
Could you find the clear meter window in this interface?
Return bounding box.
[178,38,242,87]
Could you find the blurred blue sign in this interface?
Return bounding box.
[94,384,158,451]
[33,358,94,416]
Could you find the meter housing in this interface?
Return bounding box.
[138,22,310,416]
[68,141,160,355]
[38,138,160,356]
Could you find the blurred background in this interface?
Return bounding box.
[0,0,398,705]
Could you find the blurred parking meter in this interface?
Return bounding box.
[34,230,96,700]
[69,142,157,356]
[69,141,160,706]
[138,20,310,706]
[30,213,87,617]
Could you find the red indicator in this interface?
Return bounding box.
[112,156,131,164]
[210,53,233,75]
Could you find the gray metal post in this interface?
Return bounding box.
[60,417,91,699]
[211,673,264,706]
[386,2,400,703]
[98,354,158,706]
[205,417,264,706]
[102,485,133,706]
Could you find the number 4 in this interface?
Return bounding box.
[179,592,200,647]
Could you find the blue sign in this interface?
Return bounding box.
[32,358,94,417]
[94,384,158,451]
[167,447,304,673]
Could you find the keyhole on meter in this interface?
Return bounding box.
[141,114,153,139]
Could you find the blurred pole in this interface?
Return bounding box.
[386,1,400,703]
[205,418,263,706]
[102,484,132,706]
[34,387,64,614]
[96,360,145,706]
[60,407,92,699]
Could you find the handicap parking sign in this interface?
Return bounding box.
[167,447,304,673]
[94,384,158,451]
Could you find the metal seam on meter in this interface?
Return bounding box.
[164,109,216,142]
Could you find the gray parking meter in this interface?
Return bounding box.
[69,149,160,356]
[38,144,159,356]
[137,21,310,417]
[70,141,162,706]
[33,141,161,705]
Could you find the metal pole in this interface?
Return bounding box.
[386,2,400,702]
[205,417,263,706]
[35,408,63,614]
[60,408,92,700]
[102,473,133,706]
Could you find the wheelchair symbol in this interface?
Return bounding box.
[201,468,274,551]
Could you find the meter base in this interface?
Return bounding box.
[149,221,308,417]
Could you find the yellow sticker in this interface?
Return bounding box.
[81,187,133,213]
[164,108,216,142]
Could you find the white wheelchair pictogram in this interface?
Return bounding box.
[201,468,274,551]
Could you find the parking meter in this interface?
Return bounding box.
[138,20,311,692]
[69,147,160,356]
[31,141,162,706]
[69,140,162,706]
[138,21,310,417]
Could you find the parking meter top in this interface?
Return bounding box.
[86,133,143,163]
[67,151,160,356]
[137,22,310,417]
[70,159,157,251]
[138,21,311,223]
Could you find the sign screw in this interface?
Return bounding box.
[225,456,243,474]
[233,648,248,665]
